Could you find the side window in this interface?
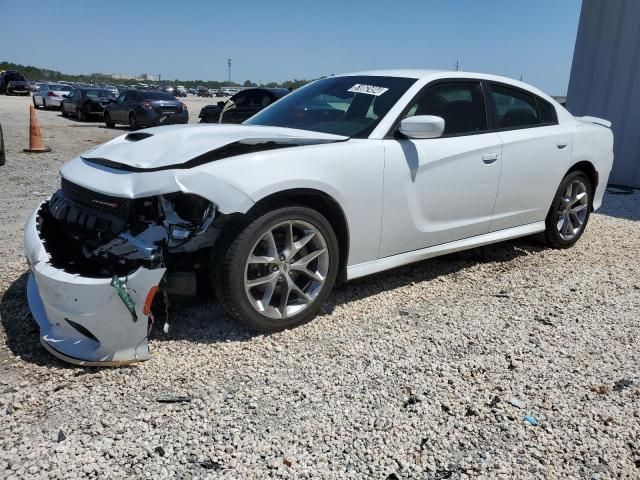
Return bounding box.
[404,82,486,136]
[490,85,539,129]
[124,91,136,102]
[260,94,273,107]
[536,97,557,124]
[232,93,247,106]
[115,93,125,104]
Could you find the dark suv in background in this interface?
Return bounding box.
[104,90,188,129]
[0,71,27,95]
[198,88,289,123]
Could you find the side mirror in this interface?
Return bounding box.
[399,115,445,139]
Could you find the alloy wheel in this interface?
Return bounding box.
[556,179,589,241]
[244,220,329,320]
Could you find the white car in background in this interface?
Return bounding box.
[32,83,72,109]
[24,69,613,365]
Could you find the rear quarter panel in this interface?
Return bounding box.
[571,123,614,210]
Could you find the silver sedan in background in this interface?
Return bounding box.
[33,83,73,109]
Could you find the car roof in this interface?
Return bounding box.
[336,69,554,101]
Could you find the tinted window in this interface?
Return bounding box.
[140,91,174,101]
[403,82,486,136]
[85,89,111,98]
[246,76,416,137]
[49,84,72,92]
[490,85,539,128]
[124,91,136,102]
[536,97,557,124]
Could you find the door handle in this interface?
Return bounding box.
[557,141,568,149]
[482,153,498,164]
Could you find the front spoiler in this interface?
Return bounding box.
[24,204,166,366]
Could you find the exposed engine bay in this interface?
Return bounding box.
[39,177,221,291]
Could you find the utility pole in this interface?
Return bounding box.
[455,60,459,71]
[227,59,232,84]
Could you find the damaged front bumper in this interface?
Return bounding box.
[24,206,166,366]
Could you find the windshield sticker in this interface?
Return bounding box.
[347,84,389,96]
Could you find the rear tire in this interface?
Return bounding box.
[60,105,68,117]
[129,112,138,130]
[544,171,593,249]
[76,108,85,121]
[104,112,115,128]
[215,206,339,332]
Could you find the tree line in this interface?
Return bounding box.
[1,61,316,89]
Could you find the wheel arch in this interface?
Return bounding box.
[217,188,350,283]
[567,160,599,196]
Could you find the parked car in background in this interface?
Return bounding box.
[103,89,188,129]
[6,80,30,96]
[104,85,118,97]
[198,87,289,123]
[33,83,73,109]
[0,70,26,94]
[175,86,187,97]
[60,88,115,121]
[197,86,212,97]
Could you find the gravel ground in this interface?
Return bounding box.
[0,94,639,479]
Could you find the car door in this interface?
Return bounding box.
[487,83,572,231]
[380,81,503,257]
[62,89,74,113]
[110,93,127,122]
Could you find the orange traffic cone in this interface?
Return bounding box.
[23,105,51,153]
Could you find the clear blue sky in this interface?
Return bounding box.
[1,0,582,94]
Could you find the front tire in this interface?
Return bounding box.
[216,207,339,332]
[544,171,592,248]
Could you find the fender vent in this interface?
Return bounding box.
[125,132,153,142]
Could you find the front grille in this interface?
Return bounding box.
[61,178,130,218]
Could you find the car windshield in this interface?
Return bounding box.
[141,91,175,100]
[49,84,72,92]
[85,89,112,98]
[244,76,416,137]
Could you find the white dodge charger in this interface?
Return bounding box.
[24,70,614,365]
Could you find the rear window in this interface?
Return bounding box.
[536,97,557,124]
[140,91,174,100]
[49,84,72,92]
[85,89,112,98]
[3,72,25,82]
[490,84,539,129]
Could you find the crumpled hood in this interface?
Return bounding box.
[82,124,347,170]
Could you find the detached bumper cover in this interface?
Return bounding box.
[24,205,166,365]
